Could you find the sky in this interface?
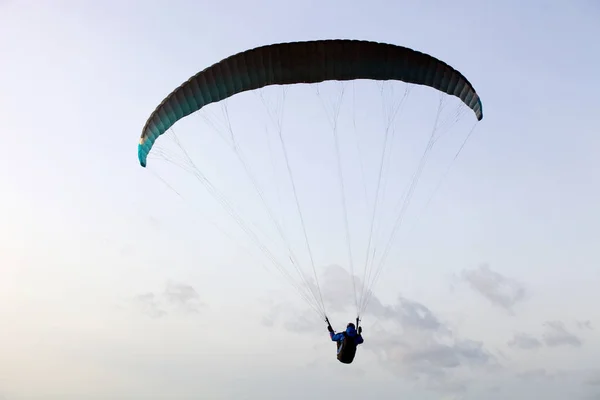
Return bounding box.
[1,0,599,399]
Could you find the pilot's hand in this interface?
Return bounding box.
[327,325,334,333]
[358,326,362,334]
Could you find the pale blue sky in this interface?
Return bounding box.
[1,1,599,399]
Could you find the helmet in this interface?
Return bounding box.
[346,322,355,329]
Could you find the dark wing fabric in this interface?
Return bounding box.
[139,39,483,167]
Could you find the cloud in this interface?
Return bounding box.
[516,368,580,387]
[401,339,492,370]
[319,265,448,334]
[488,384,502,393]
[131,282,205,317]
[263,264,498,396]
[164,282,205,313]
[543,321,582,348]
[517,368,556,381]
[506,323,587,352]
[365,294,451,336]
[511,367,600,395]
[578,320,594,330]
[259,295,319,333]
[459,264,526,313]
[507,333,542,350]
[370,326,483,396]
[133,292,167,319]
[584,371,600,386]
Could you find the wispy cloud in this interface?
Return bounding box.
[133,292,167,319]
[164,281,204,314]
[131,281,205,318]
[459,264,526,313]
[543,321,582,348]
[517,368,557,381]
[363,322,495,397]
[578,320,594,331]
[507,333,542,350]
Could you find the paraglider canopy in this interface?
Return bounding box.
[138,39,483,168]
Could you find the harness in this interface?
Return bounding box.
[336,331,358,364]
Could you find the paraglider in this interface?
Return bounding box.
[138,39,483,364]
